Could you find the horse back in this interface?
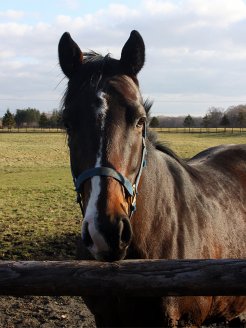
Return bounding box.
[189,144,246,189]
[189,144,246,168]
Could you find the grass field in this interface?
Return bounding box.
[0,133,81,260]
[158,131,246,159]
[1,131,246,260]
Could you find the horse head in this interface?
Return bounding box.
[59,31,147,261]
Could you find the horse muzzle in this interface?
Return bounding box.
[81,216,132,262]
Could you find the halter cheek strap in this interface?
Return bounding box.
[72,125,147,218]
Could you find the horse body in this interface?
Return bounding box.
[58,30,246,327]
[135,143,246,261]
[126,142,246,326]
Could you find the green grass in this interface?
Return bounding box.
[0,132,246,260]
[158,132,246,159]
[0,133,68,170]
[0,133,81,260]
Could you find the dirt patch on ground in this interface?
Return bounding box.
[0,296,245,327]
[0,296,95,328]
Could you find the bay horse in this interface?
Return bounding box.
[58,30,246,327]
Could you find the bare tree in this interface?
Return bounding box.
[183,114,194,132]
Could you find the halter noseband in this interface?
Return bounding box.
[72,125,147,218]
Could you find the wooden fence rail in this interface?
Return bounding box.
[0,259,245,297]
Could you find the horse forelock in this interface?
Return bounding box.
[62,52,113,101]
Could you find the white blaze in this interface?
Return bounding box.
[82,91,109,256]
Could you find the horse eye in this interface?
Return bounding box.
[136,117,146,128]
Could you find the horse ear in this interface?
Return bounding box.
[120,30,145,75]
[58,32,83,78]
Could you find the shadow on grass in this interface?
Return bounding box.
[0,233,88,261]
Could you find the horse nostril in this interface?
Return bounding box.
[81,222,93,248]
[120,217,132,246]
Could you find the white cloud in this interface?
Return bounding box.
[0,50,15,59]
[1,0,246,116]
[107,3,139,18]
[184,0,246,27]
[0,10,25,20]
[143,0,178,15]
[62,0,80,10]
[0,22,32,37]
[56,15,72,25]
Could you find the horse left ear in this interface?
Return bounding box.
[120,30,145,75]
[58,32,83,78]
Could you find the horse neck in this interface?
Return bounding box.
[129,142,194,259]
[141,141,187,208]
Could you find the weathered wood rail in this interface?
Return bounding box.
[0,259,245,297]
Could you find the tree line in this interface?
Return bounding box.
[1,108,63,129]
[150,104,246,130]
[2,104,246,130]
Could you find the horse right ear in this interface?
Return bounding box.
[120,30,145,75]
[58,32,83,78]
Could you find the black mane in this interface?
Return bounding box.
[83,51,108,63]
[143,100,188,166]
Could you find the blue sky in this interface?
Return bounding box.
[1,0,246,117]
[0,0,139,22]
